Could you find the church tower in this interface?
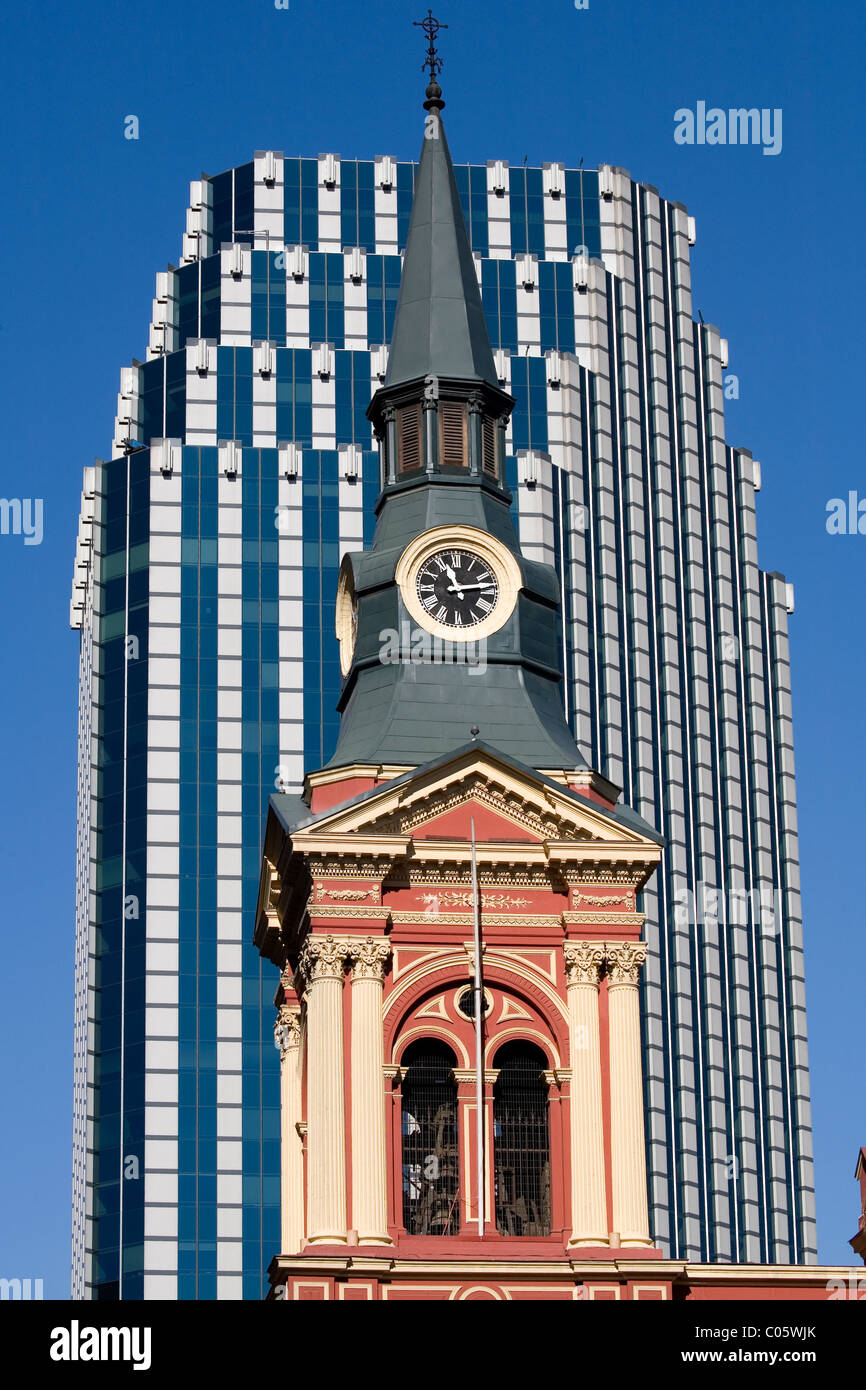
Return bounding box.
[254,49,670,1300]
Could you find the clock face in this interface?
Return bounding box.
[414,548,499,630]
[335,562,358,676]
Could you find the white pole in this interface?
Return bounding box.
[470,816,484,1237]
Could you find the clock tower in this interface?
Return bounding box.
[254,60,670,1299]
[330,71,589,776]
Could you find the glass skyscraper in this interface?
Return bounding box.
[70,148,815,1299]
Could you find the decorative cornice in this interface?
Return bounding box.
[308,905,392,920]
[296,934,354,985]
[562,912,645,928]
[389,864,561,888]
[604,940,648,986]
[349,936,392,982]
[542,1068,571,1086]
[563,942,606,987]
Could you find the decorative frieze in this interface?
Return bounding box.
[390,910,563,927]
[572,891,632,908]
[316,883,380,902]
[421,890,531,910]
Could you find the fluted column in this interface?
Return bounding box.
[605,941,652,1247]
[274,1003,304,1254]
[349,937,392,1245]
[297,935,351,1244]
[563,942,608,1246]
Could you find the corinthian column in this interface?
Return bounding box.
[274,1003,304,1254]
[297,935,351,1244]
[349,937,392,1245]
[605,941,652,1247]
[563,942,608,1246]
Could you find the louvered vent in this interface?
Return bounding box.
[482,416,498,477]
[397,404,422,473]
[438,401,467,469]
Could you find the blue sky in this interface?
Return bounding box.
[0,0,863,1293]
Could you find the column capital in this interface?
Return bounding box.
[349,935,391,982]
[563,941,606,987]
[296,934,353,987]
[274,1005,302,1056]
[604,940,648,986]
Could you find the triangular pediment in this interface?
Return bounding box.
[289,747,660,855]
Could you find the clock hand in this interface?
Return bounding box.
[447,582,496,593]
[443,562,464,600]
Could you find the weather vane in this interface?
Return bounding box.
[414,9,447,82]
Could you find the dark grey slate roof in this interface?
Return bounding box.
[328,657,589,774]
[384,108,499,391]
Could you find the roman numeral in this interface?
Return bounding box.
[476,597,493,613]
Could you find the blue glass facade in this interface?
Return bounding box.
[72,150,815,1300]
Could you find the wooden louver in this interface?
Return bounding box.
[438,401,468,469]
[397,404,423,473]
[482,416,498,477]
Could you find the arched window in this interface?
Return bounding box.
[400,1040,460,1236]
[493,1041,551,1236]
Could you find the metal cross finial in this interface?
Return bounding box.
[414,9,447,82]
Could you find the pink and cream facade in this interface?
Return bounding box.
[254,749,853,1301]
[256,746,668,1298]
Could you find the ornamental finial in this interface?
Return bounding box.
[414,9,447,111]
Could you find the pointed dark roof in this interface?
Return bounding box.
[385,103,499,391]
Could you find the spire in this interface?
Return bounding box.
[385,21,498,391]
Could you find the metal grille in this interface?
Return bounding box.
[493,1043,551,1236]
[401,1043,460,1236]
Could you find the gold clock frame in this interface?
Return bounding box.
[395,524,522,643]
[335,558,358,676]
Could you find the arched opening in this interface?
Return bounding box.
[492,1041,551,1236]
[400,1039,460,1236]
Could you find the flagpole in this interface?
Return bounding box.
[470,815,484,1236]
